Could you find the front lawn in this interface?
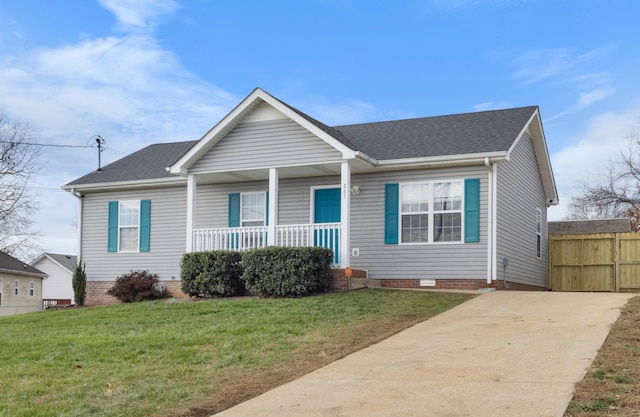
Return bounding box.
[0,289,473,417]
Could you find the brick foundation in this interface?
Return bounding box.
[85,280,189,306]
[330,268,368,292]
[380,278,546,291]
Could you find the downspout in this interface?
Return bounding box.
[485,158,493,284]
[492,163,499,283]
[71,189,83,261]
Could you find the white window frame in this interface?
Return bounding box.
[240,192,267,227]
[0,278,3,306]
[29,281,35,297]
[118,200,141,253]
[399,179,464,245]
[309,184,341,224]
[14,280,19,296]
[536,208,542,259]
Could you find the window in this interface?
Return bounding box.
[241,192,266,227]
[14,280,19,296]
[29,281,35,297]
[399,180,463,244]
[108,200,151,253]
[119,200,140,252]
[0,279,3,306]
[536,208,542,259]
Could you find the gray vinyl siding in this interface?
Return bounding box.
[195,177,341,228]
[194,168,488,280]
[81,186,187,282]
[349,167,489,280]
[495,131,548,287]
[190,119,343,173]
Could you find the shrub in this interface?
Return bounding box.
[107,270,166,303]
[180,251,244,297]
[241,246,333,297]
[72,260,87,306]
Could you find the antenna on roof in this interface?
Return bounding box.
[96,136,106,172]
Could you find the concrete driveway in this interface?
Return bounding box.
[214,291,633,417]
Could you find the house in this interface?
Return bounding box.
[0,251,47,316]
[31,253,77,305]
[63,88,558,305]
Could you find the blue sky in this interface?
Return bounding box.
[0,0,639,256]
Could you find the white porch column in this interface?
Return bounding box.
[340,162,351,268]
[186,174,197,252]
[267,168,279,246]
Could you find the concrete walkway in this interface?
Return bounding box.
[214,291,633,417]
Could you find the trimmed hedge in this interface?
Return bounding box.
[241,246,333,297]
[180,251,244,297]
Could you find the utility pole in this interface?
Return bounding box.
[96,136,106,171]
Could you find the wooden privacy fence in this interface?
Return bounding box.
[549,232,640,292]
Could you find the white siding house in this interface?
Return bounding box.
[31,253,77,304]
[63,88,558,305]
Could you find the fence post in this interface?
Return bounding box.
[614,233,620,292]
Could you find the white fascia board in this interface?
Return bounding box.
[35,254,74,274]
[61,176,186,193]
[169,89,265,174]
[375,151,508,168]
[256,92,358,158]
[508,108,559,206]
[169,88,358,174]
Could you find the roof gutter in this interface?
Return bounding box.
[0,268,47,279]
[373,151,509,169]
[61,176,187,193]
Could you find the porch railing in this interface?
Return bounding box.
[192,223,341,263]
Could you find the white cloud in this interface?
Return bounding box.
[472,101,514,112]
[547,86,615,121]
[297,97,381,125]
[0,1,236,256]
[548,107,640,220]
[514,46,612,86]
[98,0,179,32]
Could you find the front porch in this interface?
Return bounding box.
[192,223,341,263]
[185,162,357,268]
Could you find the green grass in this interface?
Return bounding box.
[0,289,473,417]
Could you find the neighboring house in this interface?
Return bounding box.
[63,88,558,305]
[0,251,47,316]
[31,253,77,304]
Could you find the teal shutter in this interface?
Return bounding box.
[139,200,151,252]
[108,201,118,252]
[464,178,480,243]
[228,193,240,227]
[384,184,399,244]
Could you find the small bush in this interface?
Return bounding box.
[107,270,166,303]
[72,260,87,306]
[180,251,244,297]
[241,246,333,297]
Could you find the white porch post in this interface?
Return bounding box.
[267,168,279,246]
[186,174,197,252]
[340,162,351,268]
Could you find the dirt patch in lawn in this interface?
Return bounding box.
[564,296,640,416]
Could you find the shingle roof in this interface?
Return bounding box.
[0,251,46,277]
[64,105,537,187]
[335,106,537,160]
[65,140,197,187]
[44,253,77,273]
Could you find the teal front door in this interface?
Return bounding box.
[314,188,340,263]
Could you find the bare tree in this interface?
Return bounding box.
[0,110,43,258]
[567,131,640,231]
